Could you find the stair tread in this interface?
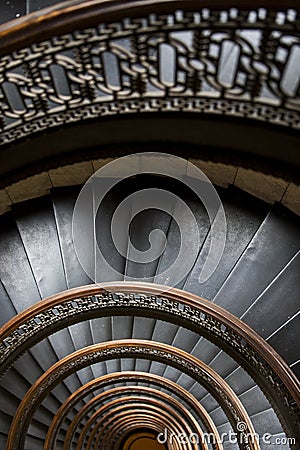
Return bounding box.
[12,197,97,389]
[212,206,300,317]
[147,321,179,374]
[33,339,78,396]
[267,313,300,365]
[238,385,271,416]
[0,281,16,327]
[94,177,140,282]
[51,186,92,288]
[12,196,67,297]
[125,208,172,281]
[250,408,284,436]
[184,187,268,299]
[155,194,210,288]
[208,406,228,427]
[0,213,41,311]
[241,250,300,339]
[224,366,256,396]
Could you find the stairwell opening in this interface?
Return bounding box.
[122,431,167,450]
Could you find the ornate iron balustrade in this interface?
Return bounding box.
[77,390,204,450]
[63,387,206,450]
[0,283,299,447]
[46,371,222,450]
[96,405,178,450]
[0,0,299,148]
[7,339,258,450]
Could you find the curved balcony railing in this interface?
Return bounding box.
[0,282,299,449]
[45,371,222,450]
[7,339,258,450]
[0,0,299,149]
[77,388,205,450]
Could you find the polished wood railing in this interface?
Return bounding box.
[0,282,299,448]
[45,371,222,450]
[7,339,258,450]
[77,389,204,450]
[0,0,299,148]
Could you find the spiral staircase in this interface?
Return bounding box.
[0,1,299,450]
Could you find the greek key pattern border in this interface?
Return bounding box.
[0,290,299,435]
[11,342,253,450]
[0,6,300,147]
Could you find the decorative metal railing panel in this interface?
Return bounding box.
[45,372,221,450]
[0,1,299,147]
[0,283,299,447]
[76,389,205,450]
[7,340,258,450]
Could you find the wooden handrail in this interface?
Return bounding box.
[80,394,198,450]
[0,282,299,446]
[0,0,298,55]
[7,339,259,450]
[45,371,222,450]
[0,282,299,405]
